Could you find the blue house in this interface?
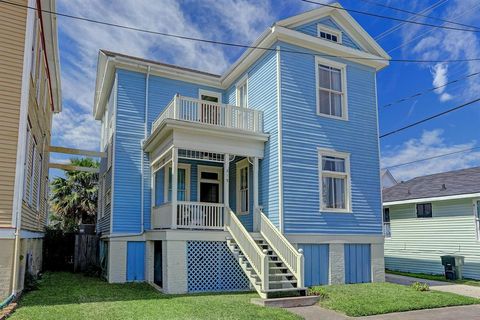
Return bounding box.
[93,3,390,298]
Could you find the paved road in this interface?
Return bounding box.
[288,305,480,320]
[386,273,480,299]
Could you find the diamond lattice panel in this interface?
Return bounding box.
[187,241,250,293]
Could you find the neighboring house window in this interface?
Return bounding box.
[236,159,249,214]
[317,25,342,44]
[236,77,248,108]
[383,207,391,238]
[475,200,480,241]
[319,149,350,212]
[315,57,347,119]
[416,203,432,218]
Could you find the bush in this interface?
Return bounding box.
[308,287,329,299]
[411,281,430,291]
[24,272,39,292]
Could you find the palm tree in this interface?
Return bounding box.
[50,158,99,232]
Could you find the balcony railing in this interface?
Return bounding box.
[152,201,225,230]
[152,94,264,133]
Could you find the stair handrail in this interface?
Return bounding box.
[259,209,304,288]
[226,208,269,291]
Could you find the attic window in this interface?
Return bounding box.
[317,25,342,44]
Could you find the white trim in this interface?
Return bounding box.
[0,229,43,240]
[317,24,343,44]
[287,234,384,244]
[236,159,250,215]
[198,89,222,103]
[315,56,348,121]
[383,193,480,206]
[197,165,223,203]
[109,74,118,235]
[276,45,284,233]
[235,75,248,108]
[318,148,352,213]
[163,163,191,202]
[473,198,480,241]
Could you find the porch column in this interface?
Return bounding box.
[171,147,178,229]
[224,153,230,229]
[253,156,260,232]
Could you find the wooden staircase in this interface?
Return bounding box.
[225,208,306,299]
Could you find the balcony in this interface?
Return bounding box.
[152,94,264,134]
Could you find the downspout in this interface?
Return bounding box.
[109,66,150,240]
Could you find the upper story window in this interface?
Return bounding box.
[383,207,391,238]
[319,149,350,212]
[236,77,248,108]
[416,203,432,218]
[317,25,342,44]
[315,57,348,120]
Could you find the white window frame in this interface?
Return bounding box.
[164,163,191,202]
[315,56,348,121]
[474,199,480,241]
[23,125,32,201]
[236,75,248,108]
[383,207,391,238]
[197,165,222,203]
[317,24,343,44]
[318,148,351,213]
[236,159,250,215]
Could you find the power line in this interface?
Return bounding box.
[3,0,480,64]
[382,146,480,170]
[299,0,480,33]
[359,0,480,31]
[380,97,480,138]
[381,70,480,108]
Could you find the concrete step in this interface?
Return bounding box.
[251,296,319,308]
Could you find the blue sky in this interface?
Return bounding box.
[50,0,480,181]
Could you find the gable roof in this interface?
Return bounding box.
[383,167,480,204]
[93,2,390,119]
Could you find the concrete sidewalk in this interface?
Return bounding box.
[386,273,480,299]
[288,305,480,320]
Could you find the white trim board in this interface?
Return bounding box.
[383,193,480,206]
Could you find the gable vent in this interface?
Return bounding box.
[317,25,342,44]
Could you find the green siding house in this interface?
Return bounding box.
[383,167,480,280]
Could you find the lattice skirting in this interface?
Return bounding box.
[186,241,250,293]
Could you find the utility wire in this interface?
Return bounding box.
[381,70,480,108]
[380,97,480,138]
[299,0,480,33]
[3,0,480,64]
[382,146,480,170]
[359,0,480,31]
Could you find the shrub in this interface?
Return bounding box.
[308,287,329,299]
[411,281,430,292]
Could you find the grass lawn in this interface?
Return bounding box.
[9,272,300,320]
[312,282,480,317]
[387,270,480,287]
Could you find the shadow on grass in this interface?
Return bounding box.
[19,272,255,307]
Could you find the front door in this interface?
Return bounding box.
[198,166,222,203]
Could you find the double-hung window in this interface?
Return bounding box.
[236,77,248,108]
[416,203,432,218]
[316,57,347,120]
[163,164,190,203]
[236,159,249,214]
[383,207,391,238]
[319,149,350,212]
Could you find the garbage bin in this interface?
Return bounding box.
[441,255,464,280]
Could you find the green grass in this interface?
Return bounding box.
[312,282,480,317]
[9,272,300,320]
[387,270,480,287]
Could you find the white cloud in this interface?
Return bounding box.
[381,129,480,181]
[54,0,278,150]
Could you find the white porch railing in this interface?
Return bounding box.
[152,94,264,133]
[152,201,225,230]
[259,210,304,288]
[226,208,269,291]
[177,201,224,230]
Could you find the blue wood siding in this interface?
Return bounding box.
[299,244,329,286]
[345,244,371,283]
[226,49,280,227]
[279,42,382,235]
[127,241,145,281]
[294,17,361,50]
